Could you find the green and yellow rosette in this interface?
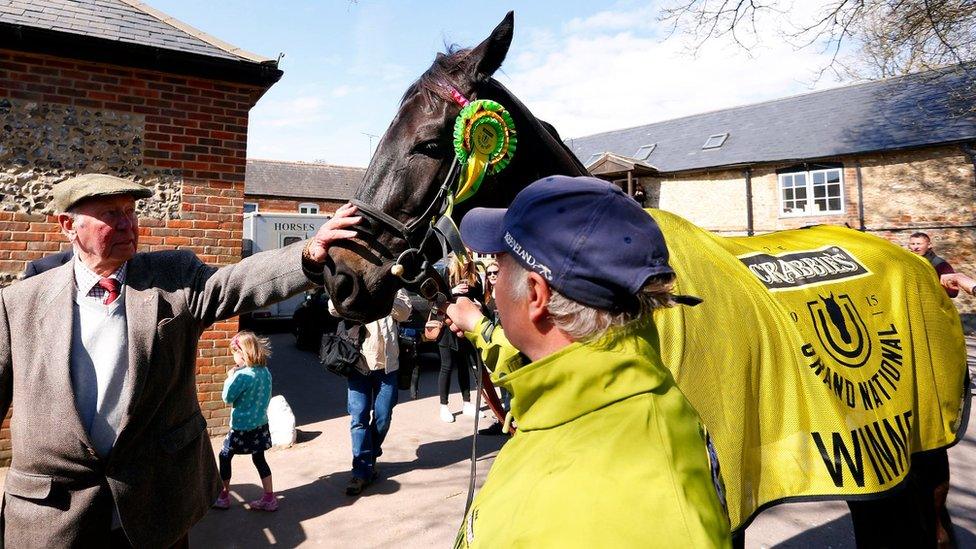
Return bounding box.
[452,99,517,203]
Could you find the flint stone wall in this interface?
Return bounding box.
[0,98,181,217]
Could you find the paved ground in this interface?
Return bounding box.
[189,333,506,548]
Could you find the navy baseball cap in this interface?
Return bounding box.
[460,175,674,313]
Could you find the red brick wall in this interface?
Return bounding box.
[246,195,345,214]
[0,48,271,463]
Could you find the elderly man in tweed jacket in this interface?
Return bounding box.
[0,174,360,548]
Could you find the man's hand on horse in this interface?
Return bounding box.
[305,203,361,263]
[443,297,484,335]
[941,272,976,295]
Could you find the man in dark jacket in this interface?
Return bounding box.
[22,248,73,278]
[909,232,957,298]
[904,230,959,546]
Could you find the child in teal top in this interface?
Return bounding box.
[213,331,278,511]
[223,357,272,431]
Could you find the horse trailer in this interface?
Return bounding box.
[241,211,331,321]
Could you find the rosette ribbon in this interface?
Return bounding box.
[452,99,517,204]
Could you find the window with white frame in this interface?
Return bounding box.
[298,202,319,214]
[779,167,844,216]
[243,202,258,213]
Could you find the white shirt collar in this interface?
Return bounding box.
[73,256,127,295]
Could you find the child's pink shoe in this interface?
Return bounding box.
[213,492,231,510]
[249,495,278,512]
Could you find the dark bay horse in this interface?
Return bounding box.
[323,13,585,322]
[322,12,968,539]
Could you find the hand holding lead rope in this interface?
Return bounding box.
[442,297,485,336]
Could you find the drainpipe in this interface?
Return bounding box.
[743,167,754,236]
[855,162,866,231]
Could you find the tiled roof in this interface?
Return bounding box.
[0,0,272,63]
[568,64,976,173]
[245,159,365,201]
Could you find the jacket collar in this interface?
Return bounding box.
[496,318,675,431]
[117,253,159,438]
[36,260,93,446]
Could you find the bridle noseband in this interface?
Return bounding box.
[349,159,466,301]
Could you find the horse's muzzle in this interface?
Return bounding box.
[323,248,399,322]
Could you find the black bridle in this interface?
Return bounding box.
[349,156,468,303]
[346,81,492,304]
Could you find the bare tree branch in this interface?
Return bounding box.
[659,0,976,80]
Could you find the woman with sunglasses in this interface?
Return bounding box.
[483,260,499,313]
[437,253,485,422]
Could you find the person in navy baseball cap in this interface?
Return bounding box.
[460,175,676,314]
[443,175,728,548]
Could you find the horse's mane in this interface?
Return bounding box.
[401,46,473,106]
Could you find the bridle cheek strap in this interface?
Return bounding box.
[346,86,475,300]
[347,154,469,303]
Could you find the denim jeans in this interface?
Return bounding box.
[347,368,399,480]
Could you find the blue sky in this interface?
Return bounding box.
[149,1,844,167]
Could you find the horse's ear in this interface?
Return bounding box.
[466,11,514,80]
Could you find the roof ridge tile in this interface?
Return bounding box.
[114,0,272,63]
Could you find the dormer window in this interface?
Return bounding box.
[634,144,656,160]
[702,133,729,149]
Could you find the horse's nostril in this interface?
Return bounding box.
[332,270,357,303]
[324,249,399,322]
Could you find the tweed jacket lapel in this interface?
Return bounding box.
[117,253,158,436]
[35,259,96,449]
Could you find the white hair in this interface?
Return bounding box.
[59,210,81,240]
[505,258,676,342]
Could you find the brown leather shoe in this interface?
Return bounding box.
[346,476,369,496]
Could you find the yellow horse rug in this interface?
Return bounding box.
[649,209,969,531]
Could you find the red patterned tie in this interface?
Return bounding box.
[97,277,120,305]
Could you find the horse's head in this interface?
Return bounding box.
[324,12,586,321]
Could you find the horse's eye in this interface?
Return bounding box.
[411,139,445,159]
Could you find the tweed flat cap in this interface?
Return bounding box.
[52,174,153,212]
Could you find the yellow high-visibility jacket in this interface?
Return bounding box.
[454,317,731,548]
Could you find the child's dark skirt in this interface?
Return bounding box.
[221,423,272,455]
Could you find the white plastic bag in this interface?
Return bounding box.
[267,395,297,448]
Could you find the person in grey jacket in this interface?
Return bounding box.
[0,174,360,548]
